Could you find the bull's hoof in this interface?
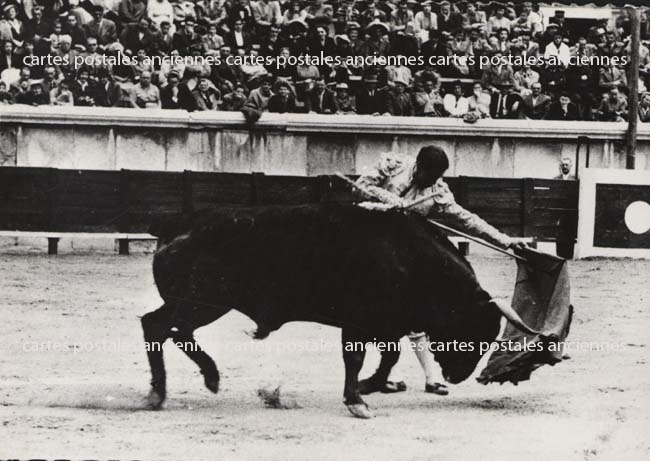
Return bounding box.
[204,376,220,394]
[346,403,374,419]
[145,389,166,410]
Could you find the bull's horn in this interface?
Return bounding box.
[489,299,541,336]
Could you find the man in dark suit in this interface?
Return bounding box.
[437,1,463,35]
[93,69,121,107]
[224,18,251,52]
[385,78,413,116]
[305,76,338,114]
[521,82,551,119]
[268,80,297,113]
[356,76,387,115]
[489,82,522,119]
[84,6,117,45]
[172,18,201,56]
[161,71,181,109]
[545,93,580,121]
[120,18,155,54]
[0,40,20,72]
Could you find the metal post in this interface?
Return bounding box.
[627,6,640,170]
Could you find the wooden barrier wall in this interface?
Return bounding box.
[0,167,578,240]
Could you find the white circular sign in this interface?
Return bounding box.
[624,201,650,234]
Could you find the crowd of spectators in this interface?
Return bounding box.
[0,0,648,122]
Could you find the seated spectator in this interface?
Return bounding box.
[120,18,154,54]
[598,64,627,94]
[0,40,19,72]
[243,75,274,114]
[192,77,221,111]
[0,3,23,48]
[443,80,468,117]
[358,20,390,57]
[334,82,355,114]
[225,18,251,51]
[356,75,387,115]
[16,81,50,105]
[222,83,248,111]
[413,1,436,44]
[119,0,148,26]
[50,80,74,106]
[513,64,539,96]
[24,6,52,43]
[412,76,441,116]
[463,2,486,31]
[389,0,413,33]
[0,80,14,103]
[94,69,121,107]
[305,76,337,114]
[467,81,491,118]
[489,82,521,119]
[268,80,297,113]
[161,71,181,109]
[639,92,650,122]
[437,1,463,35]
[481,50,514,93]
[487,4,511,35]
[544,33,570,67]
[546,92,580,121]
[148,0,175,31]
[9,66,32,96]
[598,30,624,58]
[63,13,87,47]
[130,70,161,108]
[202,24,224,55]
[522,82,551,120]
[84,6,117,46]
[385,77,413,116]
[595,87,628,122]
[173,18,201,56]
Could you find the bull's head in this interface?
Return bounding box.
[427,297,539,384]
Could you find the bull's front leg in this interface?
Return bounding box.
[341,327,373,419]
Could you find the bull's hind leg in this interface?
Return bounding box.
[141,303,176,409]
[341,327,372,419]
[170,305,230,394]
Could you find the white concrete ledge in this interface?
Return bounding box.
[1,105,645,140]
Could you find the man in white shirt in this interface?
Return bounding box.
[443,80,469,117]
[544,33,571,67]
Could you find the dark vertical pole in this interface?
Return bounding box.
[627,6,640,170]
[118,169,131,255]
[182,170,194,214]
[522,178,534,238]
[250,172,265,205]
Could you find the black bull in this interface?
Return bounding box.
[143,204,529,418]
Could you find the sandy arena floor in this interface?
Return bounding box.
[0,247,649,460]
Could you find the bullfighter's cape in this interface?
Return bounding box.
[477,248,573,385]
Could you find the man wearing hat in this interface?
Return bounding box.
[359,19,390,57]
[385,76,413,116]
[489,81,521,119]
[334,82,355,113]
[84,5,117,45]
[356,74,387,115]
[173,18,201,56]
